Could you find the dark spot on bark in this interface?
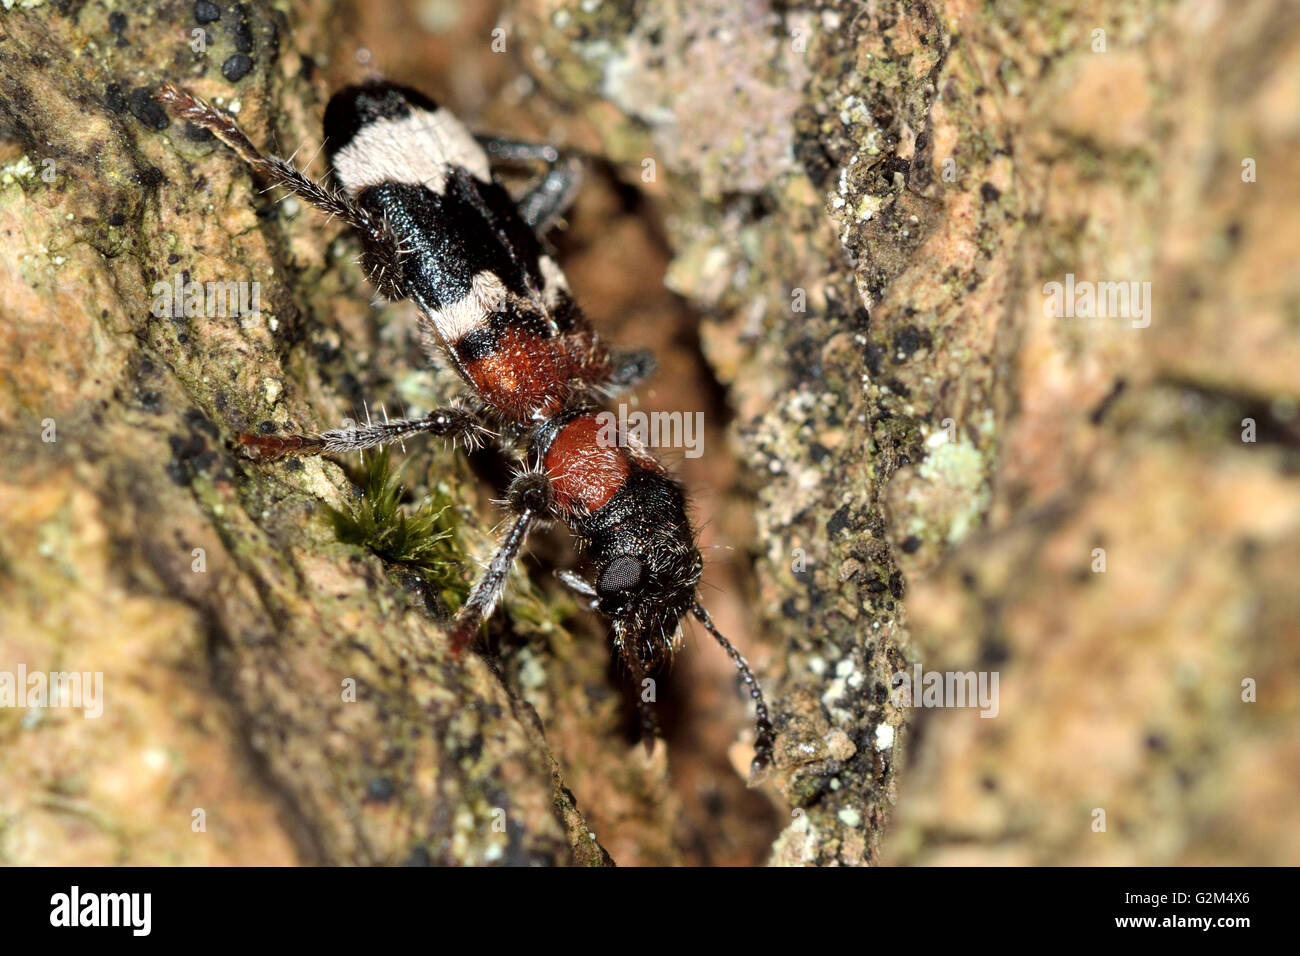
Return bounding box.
[702,788,725,817]
[891,324,930,362]
[166,432,208,486]
[864,341,885,376]
[1090,377,1127,424]
[827,504,853,538]
[456,735,484,763]
[194,0,221,23]
[979,634,1010,666]
[222,53,254,82]
[880,154,910,188]
[132,165,165,189]
[104,83,127,114]
[129,88,169,130]
[793,109,837,188]
[788,334,824,382]
[231,4,255,53]
[886,377,911,399]
[184,407,219,438]
[980,182,1001,202]
[364,776,396,802]
[901,534,921,553]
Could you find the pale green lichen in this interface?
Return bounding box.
[0,154,37,183]
[916,439,990,545]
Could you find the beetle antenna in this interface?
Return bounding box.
[691,601,774,771]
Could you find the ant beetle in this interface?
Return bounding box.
[159,80,775,771]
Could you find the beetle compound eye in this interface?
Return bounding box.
[599,556,644,594]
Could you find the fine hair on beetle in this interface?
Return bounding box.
[157,80,775,772]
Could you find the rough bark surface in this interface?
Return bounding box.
[1,0,1296,866]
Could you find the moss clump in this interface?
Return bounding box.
[325,449,469,607]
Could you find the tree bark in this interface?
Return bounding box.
[1,0,1297,866]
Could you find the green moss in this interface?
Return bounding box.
[325,449,469,607]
